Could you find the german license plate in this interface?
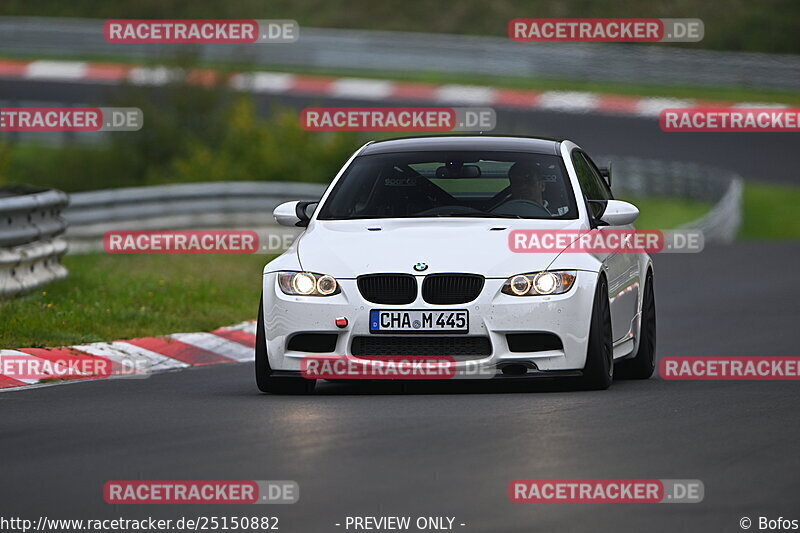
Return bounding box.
[369,310,468,333]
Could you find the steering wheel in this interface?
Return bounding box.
[415,205,486,216]
[490,198,551,218]
[484,187,512,212]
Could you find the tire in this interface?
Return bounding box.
[616,270,656,380]
[255,296,315,395]
[579,275,614,390]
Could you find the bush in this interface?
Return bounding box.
[162,98,360,184]
[4,79,362,192]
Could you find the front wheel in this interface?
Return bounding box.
[616,270,656,380]
[578,275,614,390]
[255,296,315,395]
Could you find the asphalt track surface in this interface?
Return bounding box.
[2,244,800,532]
[1,77,799,532]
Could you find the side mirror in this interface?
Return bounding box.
[598,162,612,187]
[598,199,639,226]
[273,201,318,227]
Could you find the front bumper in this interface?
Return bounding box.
[261,270,598,375]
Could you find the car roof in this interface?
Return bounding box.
[359,135,562,156]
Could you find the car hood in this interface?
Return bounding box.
[296,218,587,278]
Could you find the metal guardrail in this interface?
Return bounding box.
[0,186,69,297]
[1,17,799,91]
[64,182,325,252]
[607,156,743,243]
[63,156,742,252]
[678,178,743,243]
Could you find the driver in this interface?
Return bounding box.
[508,161,547,207]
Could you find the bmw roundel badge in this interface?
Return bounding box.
[413,262,428,272]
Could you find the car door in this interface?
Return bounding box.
[571,150,640,343]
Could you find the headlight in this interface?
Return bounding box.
[502,271,576,296]
[278,272,341,296]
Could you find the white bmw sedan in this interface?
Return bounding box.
[256,136,656,393]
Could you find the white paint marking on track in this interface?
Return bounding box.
[435,85,495,105]
[536,91,600,112]
[635,97,696,117]
[26,60,88,81]
[231,72,295,93]
[330,78,394,100]
[127,66,177,86]
[74,341,190,375]
[225,321,257,335]
[0,349,78,383]
[170,333,254,362]
[0,59,788,118]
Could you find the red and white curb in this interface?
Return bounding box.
[0,58,786,118]
[0,320,256,392]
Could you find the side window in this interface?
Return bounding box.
[582,153,614,200]
[571,151,610,220]
[571,151,610,201]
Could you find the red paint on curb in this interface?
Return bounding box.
[0,374,28,388]
[84,62,132,81]
[125,337,235,366]
[18,347,112,378]
[492,88,541,107]
[596,95,641,113]
[390,82,439,101]
[291,75,336,94]
[0,59,30,77]
[211,329,257,348]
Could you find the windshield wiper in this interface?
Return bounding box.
[443,212,525,219]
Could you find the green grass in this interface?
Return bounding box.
[628,182,800,238]
[630,182,800,238]
[5,144,143,192]
[0,253,270,348]
[739,182,800,239]
[626,197,713,230]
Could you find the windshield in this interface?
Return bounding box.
[316,150,578,220]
